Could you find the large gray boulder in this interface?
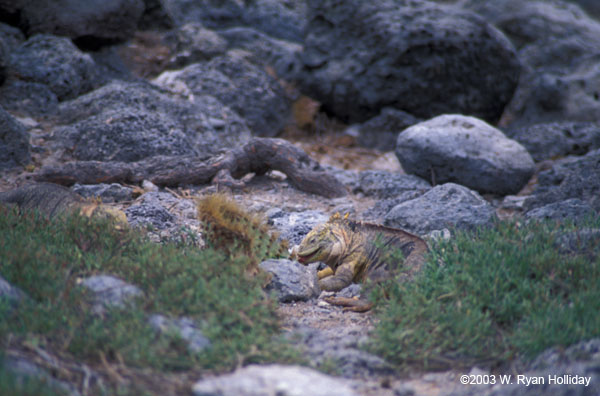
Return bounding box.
[396,114,535,195]
[299,0,520,124]
[7,34,103,101]
[384,183,497,235]
[160,0,307,42]
[464,0,600,126]
[155,51,291,136]
[53,80,251,161]
[192,364,359,396]
[0,106,31,170]
[54,107,194,162]
[0,0,144,43]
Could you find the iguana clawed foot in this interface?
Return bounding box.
[323,296,373,313]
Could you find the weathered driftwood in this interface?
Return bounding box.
[34,138,347,198]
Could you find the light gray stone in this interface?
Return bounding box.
[80,274,143,313]
[396,115,535,195]
[384,183,497,235]
[192,364,359,396]
[260,259,320,302]
[0,275,27,304]
[148,314,211,353]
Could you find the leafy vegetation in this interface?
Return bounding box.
[370,217,600,370]
[0,206,298,395]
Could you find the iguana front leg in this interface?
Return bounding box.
[317,267,334,280]
[318,264,354,291]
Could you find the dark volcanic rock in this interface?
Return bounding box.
[164,23,227,68]
[54,80,250,161]
[396,114,535,195]
[53,107,193,162]
[0,80,58,117]
[219,26,303,81]
[72,183,134,203]
[160,0,306,42]
[464,0,600,126]
[0,0,144,43]
[0,23,24,85]
[7,34,103,101]
[0,106,31,170]
[384,183,497,235]
[525,198,597,222]
[299,0,520,124]
[525,150,600,212]
[155,51,291,136]
[355,170,430,199]
[349,107,422,151]
[506,122,600,162]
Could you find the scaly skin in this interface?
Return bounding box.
[294,213,428,311]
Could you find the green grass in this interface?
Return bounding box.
[0,207,299,394]
[370,217,600,370]
[0,357,66,396]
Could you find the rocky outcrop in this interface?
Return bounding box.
[505,122,600,162]
[159,0,307,42]
[0,105,30,170]
[384,183,497,235]
[154,51,291,137]
[0,0,144,43]
[7,34,103,101]
[525,150,600,212]
[299,0,520,124]
[396,114,535,195]
[52,80,251,161]
[464,0,600,126]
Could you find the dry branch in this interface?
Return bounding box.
[35,138,347,198]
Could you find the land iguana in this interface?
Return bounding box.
[0,182,128,227]
[292,213,428,312]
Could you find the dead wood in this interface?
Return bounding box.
[34,138,348,198]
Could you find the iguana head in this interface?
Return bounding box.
[295,213,348,265]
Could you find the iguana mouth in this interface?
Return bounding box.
[297,248,319,264]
